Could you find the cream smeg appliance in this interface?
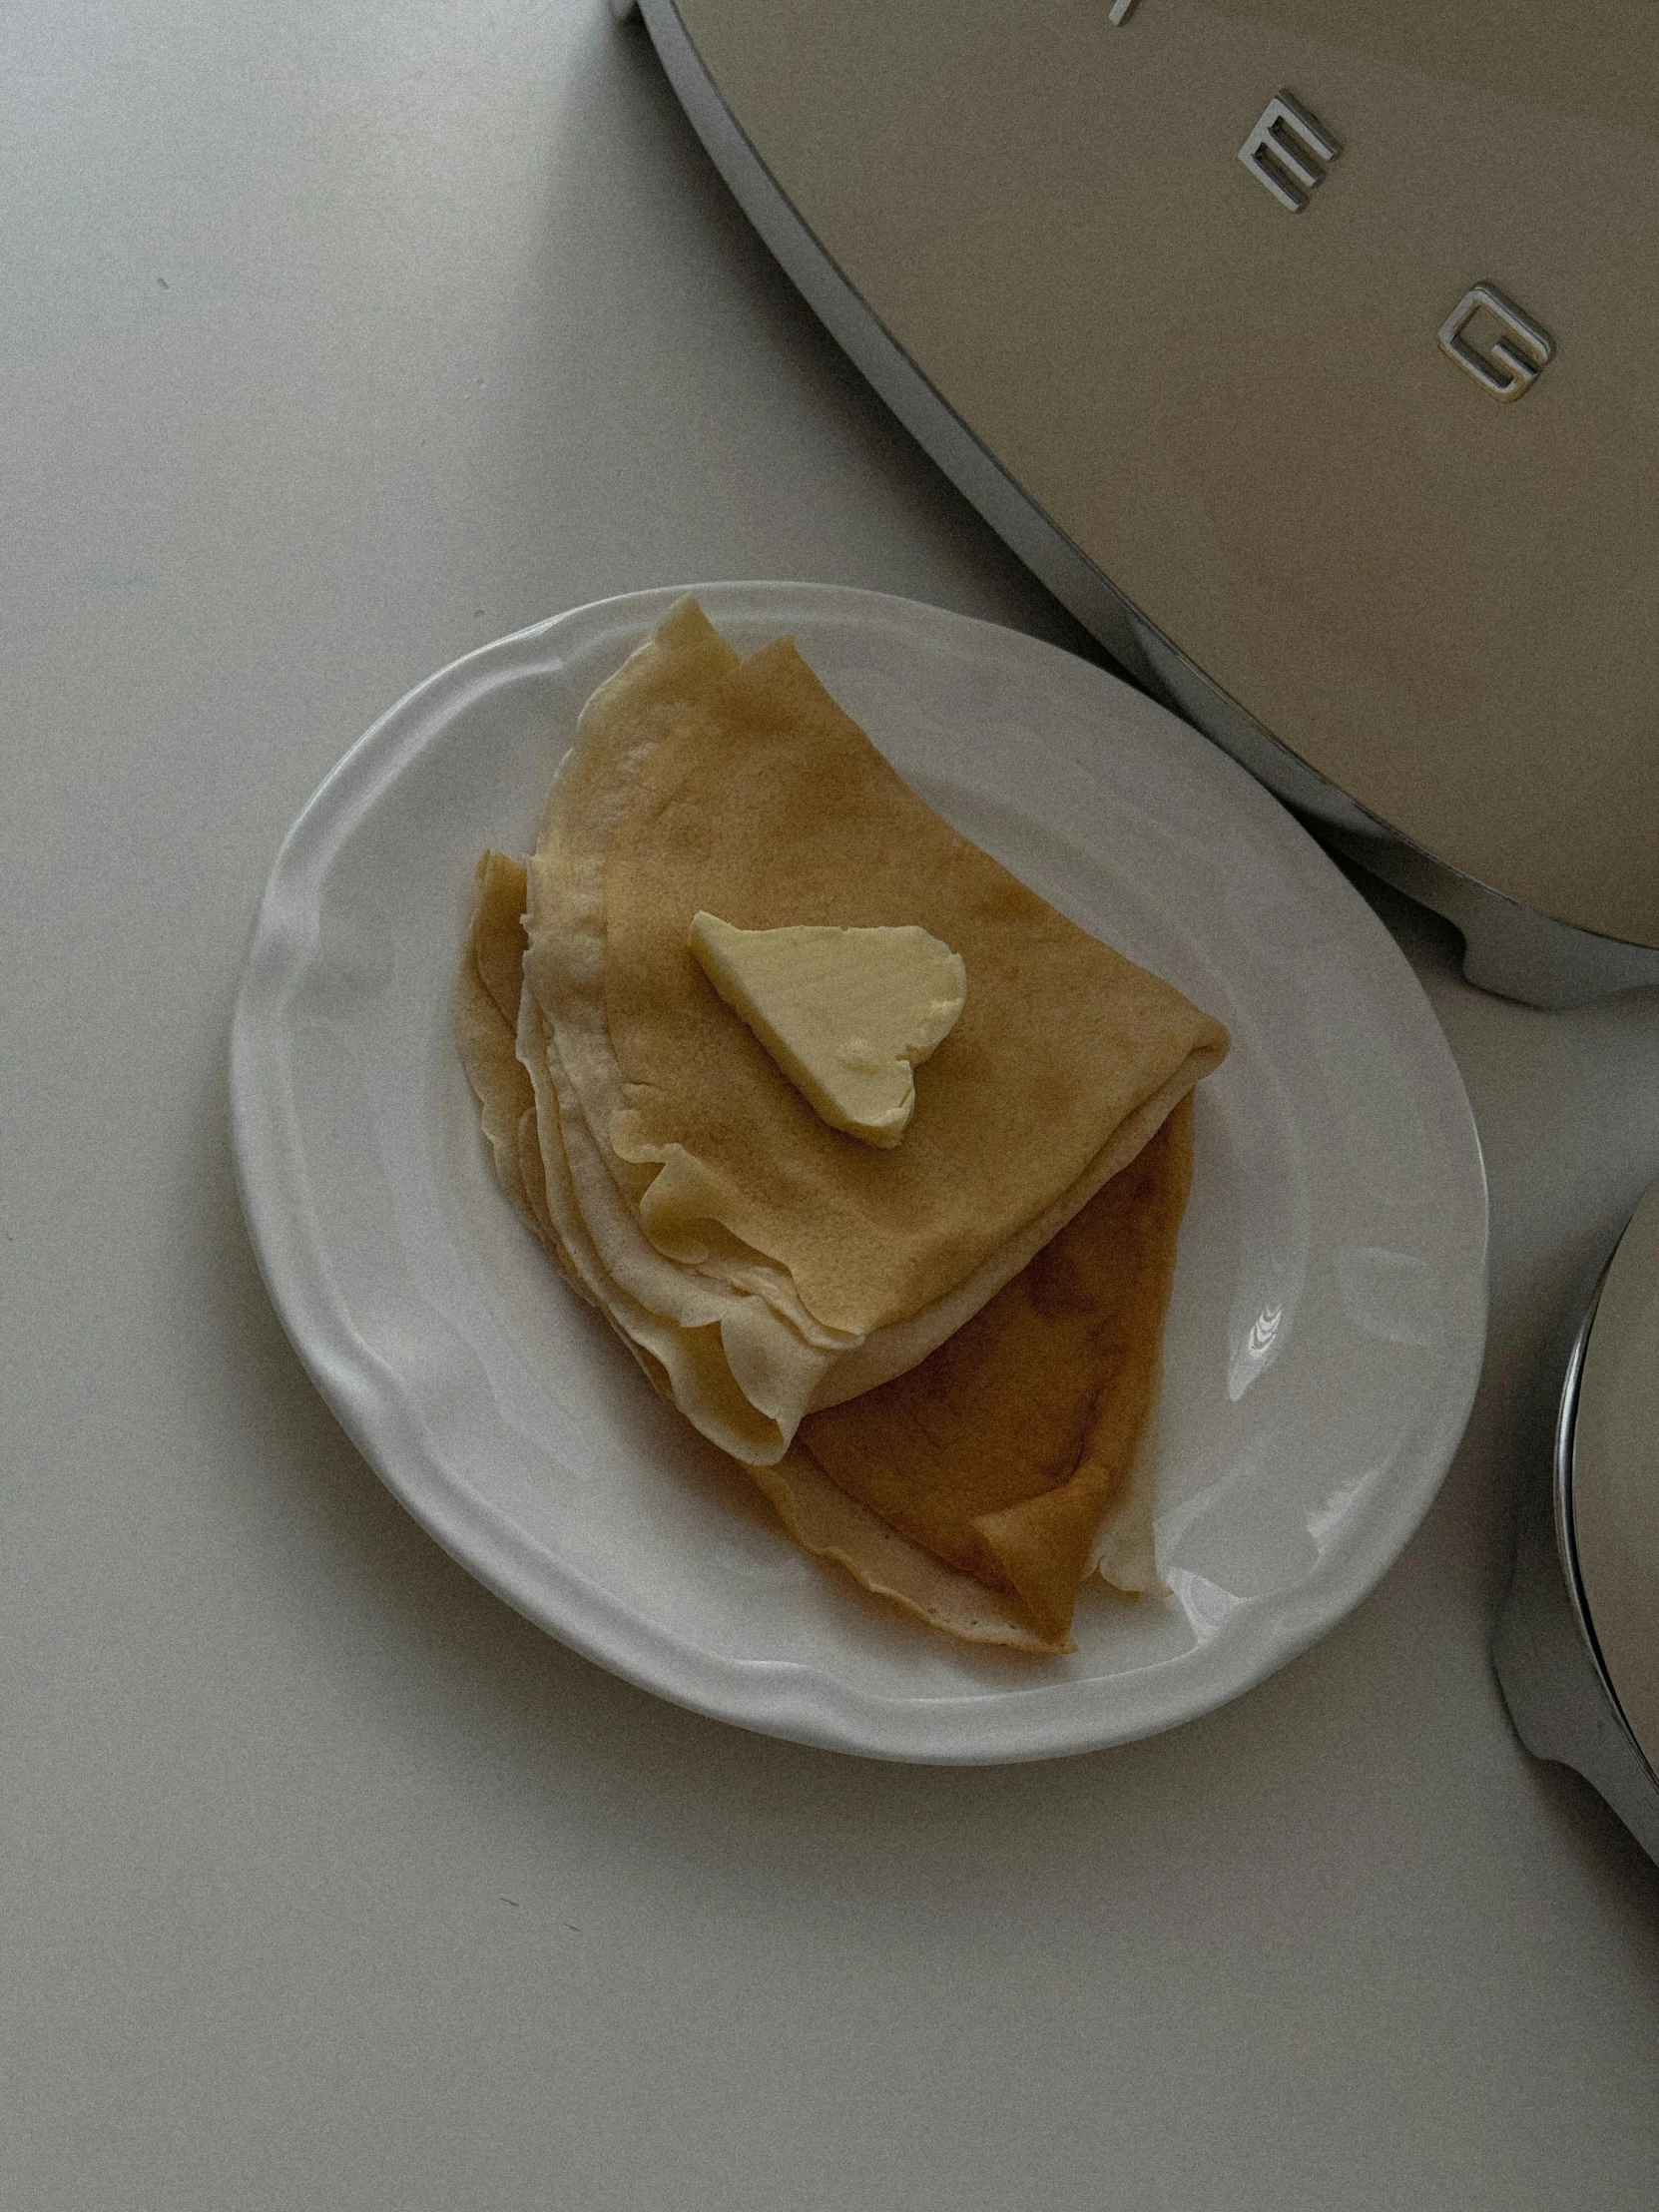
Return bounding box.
[627,0,1659,1005]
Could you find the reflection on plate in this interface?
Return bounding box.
[231,583,1487,1762]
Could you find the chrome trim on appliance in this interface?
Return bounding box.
[1438,282,1554,400]
[1554,1281,1620,1701]
[1324,833,1659,1006]
[1239,94,1342,214]
[634,0,1659,1008]
[1494,1243,1659,1867]
[1128,619,1659,1006]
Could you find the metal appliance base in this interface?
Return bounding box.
[1493,1272,1659,1866]
[1494,1465,1659,1864]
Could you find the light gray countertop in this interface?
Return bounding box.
[5,6,1657,2205]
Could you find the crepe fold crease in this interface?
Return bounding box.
[454,597,1229,1646]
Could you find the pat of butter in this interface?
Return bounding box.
[688,911,967,1148]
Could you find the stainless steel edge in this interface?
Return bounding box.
[1493,1242,1659,1866]
[1130,621,1659,1008]
[1557,1268,1659,1789]
[632,0,1659,1009]
[1553,1278,1614,1671]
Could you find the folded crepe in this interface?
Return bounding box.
[786,1094,1192,1645]
[459,867,1193,1651]
[455,598,1230,1648]
[511,598,1226,1462]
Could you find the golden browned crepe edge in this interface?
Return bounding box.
[739,1384,1168,1656]
[454,852,540,1235]
[522,597,742,1217]
[961,1094,1192,1638]
[790,1097,1190,1645]
[741,1450,1074,1655]
[804,1055,1212,1410]
[455,851,595,1306]
[1090,1378,1165,1597]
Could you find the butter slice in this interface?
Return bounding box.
[688,912,967,1148]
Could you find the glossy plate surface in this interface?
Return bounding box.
[231,583,1487,1762]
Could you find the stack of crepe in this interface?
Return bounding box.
[455,600,1229,1652]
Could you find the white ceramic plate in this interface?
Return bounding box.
[232,582,1487,1762]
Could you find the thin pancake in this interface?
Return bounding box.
[519,604,855,1463]
[458,847,1187,1650]
[601,630,1227,1339]
[742,1449,1070,1655]
[464,601,1227,1626]
[453,850,543,1240]
[796,1096,1193,1643]
[453,850,591,1301]
[518,603,1227,1462]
